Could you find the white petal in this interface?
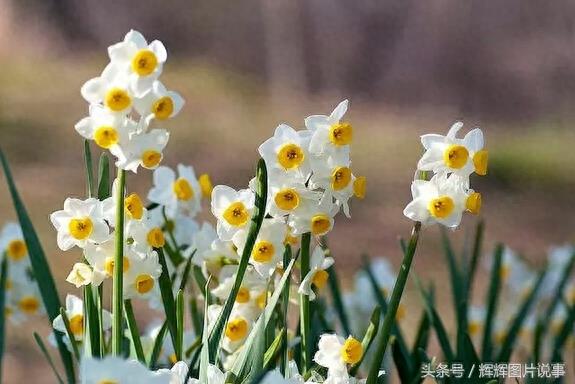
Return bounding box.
[149,40,167,63]
[329,99,349,122]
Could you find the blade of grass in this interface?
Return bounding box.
[124,299,145,363]
[179,251,196,291]
[83,140,94,197]
[0,149,75,382]
[111,168,126,356]
[156,247,178,354]
[190,296,203,336]
[326,262,351,336]
[199,277,213,383]
[33,332,65,384]
[148,320,168,368]
[349,306,380,376]
[481,244,504,360]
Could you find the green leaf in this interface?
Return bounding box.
[176,289,185,361]
[279,245,291,376]
[179,251,196,291]
[148,320,168,368]
[111,168,126,356]
[199,277,213,383]
[410,311,431,380]
[0,258,8,380]
[33,332,65,384]
[466,220,484,298]
[481,244,504,360]
[263,331,285,370]
[327,263,352,336]
[192,265,209,301]
[208,159,268,362]
[551,302,575,362]
[97,153,111,200]
[124,299,146,363]
[349,306,380,376]
[83,284,101,358]
[0,149,75,383]
[83,140,94,197]
[156,247,178,355]
[189,296,203,336]
[59,307,81,360]
[391,336,411,383]
[298,232,312,374]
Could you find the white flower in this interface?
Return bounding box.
[111,128,170,173]
[108,30,167,96]
[126,217,166,253]
[403,174,467,228]
[299,246,334,301]
[66,262,95,288]
[189,364,225,384]
[75,105,135,150]
[288,197,338,236]
[53,294,111,341]
[211,185,255,241]
[80,356,169,384]
[267,171,320,219]
[207,304,256,353]
[418,122,488,177]
[305,100,352,156]
[258,124,311,177]
[50,198,110,251]
[0,222,28,264]
[134,81,185,122]
[212,266,268,312]
[467,306,486,338]
[148,165,202,218]
[314,333,363,375]
[81,63,134,115]
[123,250,162,299]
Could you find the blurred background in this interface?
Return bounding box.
[1,0,575,382]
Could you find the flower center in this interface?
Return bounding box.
[466,192,482,214]
[18,296,40,314]
[125,193,144,220]
[311,214,331,236]
[173,178,194,201]
[225,318,248,341]
[104,88,131,112]
[69,314,84,336]
[353,176,367,199]
[131,49,158,76]
[199,174,213,198]
[428,196,454,219]
[473,150,489,175]
[7,239,27,261]
[93,126,119,149]
[147,227,165,248]
[312,269,329,290]
[135,274,155,294]
[274,189,300,211]
[98,380,118,384]
[236,287,251,303]
[256,292,267,309]
[331,166,352,191]
[151,96,174,120]
[105,256,131,276]
[329,122,353,146]
[499,265,510,281]
[277,143,305,170]
[340,337,363,365]
[68,217,94,240]
[468,321,481,336]
[252,240,275,263]
[443,145,469,169]
[223,202,249,227]
[141,150,162,169]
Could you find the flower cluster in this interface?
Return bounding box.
[403,122,488,228]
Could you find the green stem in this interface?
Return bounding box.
[367,222,421,384]
[299,232,312,374]
[124,300,145,363]
[112,168,126,355]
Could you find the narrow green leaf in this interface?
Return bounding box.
[162,208,185,266]
[0,258,8,380]
[176,289,185,361]
[124,300,146,363]
[298,232,312,374]
[410,311,431,379]
[33,332,65,384]
[83,140,94,197]
[148,320,168,368]
[59,308,81,360]
[156,247,178,354]
[349,306,380,376]
[248,304,267,381]
[192,265,208,301]
[0,150,75,382]
[551,302,575,362]
[112,168,126,356]
[466,220,484,298]
[199,277,213,383]
[481,244,504,360]
[391,336,411,383]
[179,251,196,291]
[280,245,291,375]
[189,296,203,336]
[83,284,101,358]
[97,153,111,200]
[326,263,352,336]
[263,331,285,370]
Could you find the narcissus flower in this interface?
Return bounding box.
[134,81,185,122]
[211,185,255,241]
[66,262,95,288]
[50,198,110,251]
[81,63,134,115]
[111,128,170,172]
[288,198,338,236]
[314,333,364,374]
[305,100,353,156]
[259,124,311,177]
[0,222,28,263]
[233,219,286,276]
[53,294,111,341]
[80,356,169,384]
[123,251,162,299]
[148,164,202,218]
[266,172,320,219]
[299,246,334,300]
[75,105,135,150]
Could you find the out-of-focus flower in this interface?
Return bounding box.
[148,165,202,218]
[299,246,334,300]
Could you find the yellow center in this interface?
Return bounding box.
[125,193,144,220]
[105,256,131,276]
[353,176,367,199]
[7,239,27,261]
[141,150,162,169]
[443,145,469,169]
[331,167,352,191]
[173,178,194,201]
[131,49,158,76]
[225,318,248,342]
[69,314,84,336]
[329,122,353,146]
[135,274,155,294]
[19,296,40,314]
[473,150,489,175]
[147,227,165,248]
[396,303,406,321]
[98,380,118,384]
[499,265,510,281]
[284,233,299,246]
[236,287,251,304]
[428,196,454,219]
[311,214,331,236]
[277,143,305,170]
[68,217,94,240]
[151,96,174,120]
[93,126,119,149]
[312,269,329,290]
[274,189,300,211]
[466,192,482,214]
[199,174,213,198]
[256,292,267,309]
[468,321,481,336]
[252,241,275,263]
[340,337,363,365]
[223,202,249,227]
[104,88,131,112]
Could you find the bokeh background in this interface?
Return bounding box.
[1,1,575,382]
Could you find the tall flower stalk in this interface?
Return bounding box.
[111,169,126,355]
[299,232,312,373]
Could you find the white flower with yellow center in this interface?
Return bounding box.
[75,105,135,150]
[111,128,170,172]
[80,356,169,384]
[53,294,111,342]
[102,183,148,226]
[467,306,486,338]
[418,122,488,177]
[305,100,353,157]
[212,266,267,312]
[126,218,166,253]
[267,171,320,219]
[299,246,334,301]
[288,198,337,236]
[66,262,95,288]
[81,63,134,115]
[403,174,466,228]
[259,124,311,177]
[189,364,225,384]
[314,333,364,375]
[148,165,202,218]
[50,198,110,251]
[233,218,286,277]
[83,239,145,287]
[108,29,167,96]
[124,251,162,299]
[9,279,44,320]
[0,222,28,264]
[211,185,255,241]
[134,81,185,122]
[207,303,256,353]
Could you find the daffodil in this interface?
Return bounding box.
[207,304,255,353]
[134,81,185,122]
[259,124,311,177]
[123,250,162,299]
[126,218,166,253]
[298,246,334,300]
[305,100,353,156]
[418,121,488,177]
[288,197,337,236]
[148,164,202,218]
[0,222,28,264]
[80,356,169,383]
[50,198,110,250]
[467,306,486,338]
[211,185,255,241]
[53,294,111,341]
[81,63,134,115]
[75,104,135,150]
[212,266,267,311]
[108,29,167,96]
[266,171,320,219]
[111,128,170,172]
[66,262,96,288]
[314,333,364,375]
